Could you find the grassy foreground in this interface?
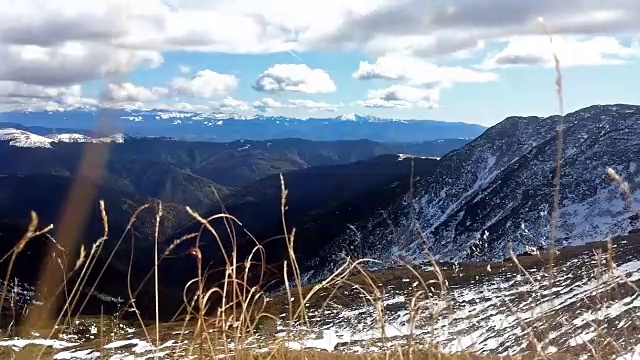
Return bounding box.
[0,173,639,359]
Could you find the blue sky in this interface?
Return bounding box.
[0,0,638,126]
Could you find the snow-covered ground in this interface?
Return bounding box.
[0,128,55,148]
[273,235,640,358]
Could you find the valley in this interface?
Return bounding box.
[2,1,638,358]
[0,104,639,359]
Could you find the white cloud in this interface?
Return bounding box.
[480,35,640,69]
[171,69,239,98]
[0,81,97,111]
[0,0,128,46]
[354,54,497,86]
[251,97,341,112]
[0,42,163,86]
[288,99,341,112]
[59,95,99,107]
[155,101,211,112]
[211,96,250,112]
[252,98,285,112]
[253,64,337,94]
[0,0,394,55]
[2,0,640,61]
[355,85,440,109]
[0,81,81,99]
[121,0,388,53]
[178,64,192,74]
[1,0,640,111]
[314,0,640,59]
[102,83,169,103]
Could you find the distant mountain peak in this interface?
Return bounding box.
[332,113,384,122]
[0,128,54,148]
[0,128,124,148]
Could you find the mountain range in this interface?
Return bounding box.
[163,104,640,294]
[1,103,639,321]
[0,107,486,142]
[0,128,124,148]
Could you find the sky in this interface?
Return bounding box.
[0,0,639,126]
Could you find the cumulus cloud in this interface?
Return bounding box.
[355,85,440,109]
[0,0,396,55]
[253,64,337,94]
[354,54,497,86]
[171,70,239,99]
[118,0,388,53]
[480,35,640,69]
[102,83,169,103]
[251,97,341,112]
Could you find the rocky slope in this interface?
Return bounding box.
[302,104,640,280]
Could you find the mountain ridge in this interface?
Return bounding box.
[299,104,640,281]
[0,107,486,142]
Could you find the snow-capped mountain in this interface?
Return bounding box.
[307,104,640,277]
[0,128,124,148]
[0,128,55,148]
[0,108,486,142]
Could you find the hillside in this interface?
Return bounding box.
[161,154,439,303]
[0,174,190,317]
[0,136,397,211]
[300,104,640,280]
